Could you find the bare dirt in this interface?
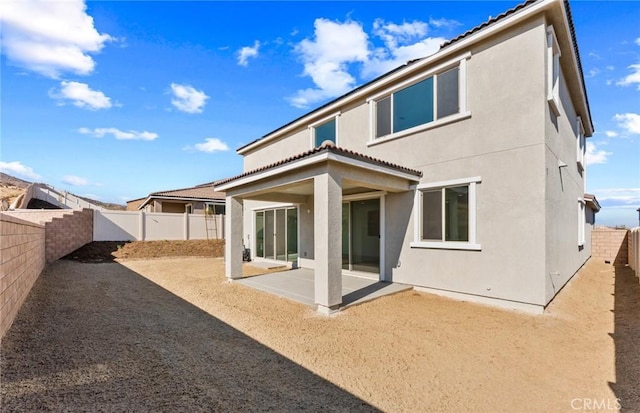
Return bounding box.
[62,240,225,262]
[2,253,638,412]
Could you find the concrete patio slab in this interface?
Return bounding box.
[234,268,412,309]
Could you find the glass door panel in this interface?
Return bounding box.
[286,208,298,261]
[342,203,350,270]
[264,210,275,259]
[350,199,380,273]
[255,211,264,258]
[275,208,286,261]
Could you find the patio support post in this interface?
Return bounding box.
[314,171,342,314]
[225,195,243,280]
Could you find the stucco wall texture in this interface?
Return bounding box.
[0,214,46,338]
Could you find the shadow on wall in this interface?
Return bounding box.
[609,264,640,412]
[0,261,378,412]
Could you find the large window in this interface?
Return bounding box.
[373,66,460,139]
[547,25,561,116]
[411,177,481,250]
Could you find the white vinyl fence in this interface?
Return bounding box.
[94,210,224,241]
[629,227,640,277]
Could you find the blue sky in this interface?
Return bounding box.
[1,0,638,227]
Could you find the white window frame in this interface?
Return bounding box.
[547,25,561,116]
[309,111,340,148]
[367,52,471,146]
[578,198,586,247]
[411,176,481,251]
[576,116,585,171]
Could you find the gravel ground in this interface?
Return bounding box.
[2,257,638,412]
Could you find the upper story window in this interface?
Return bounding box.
[310,113,339,148]
[547,25,561,116]
[368,53,469,144]
[576,116,585,171]
[205,203,225,215]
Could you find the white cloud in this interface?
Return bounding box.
[237,41,260,67]
[587,68,600,78]
[0,161,41,180]
[183,138,229,153]
[428,17,461,29]
[616,63,640,90]
[50,81,112,110]
[592,188,640,207]
[170,83,209,114]
[0,0,113,78]
[289,18,369,109]
[62,175,88,186]
[289,17,448,109]
[585,142,612,165]
[635,38,640,47]
[605,130,618,138]
[614,113,640,135]
[79,127,158,141]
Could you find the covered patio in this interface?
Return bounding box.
[216,142,422,314]
[235,268,413,309]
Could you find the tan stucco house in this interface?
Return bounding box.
[216,0,598,314]
[127,183,225,215]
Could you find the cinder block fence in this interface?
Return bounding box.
[0,214,46,338]
[591,227,629,266]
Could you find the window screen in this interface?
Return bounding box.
[437,67,459,119]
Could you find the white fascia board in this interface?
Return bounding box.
[217,151,420,192]
[238,0,558,155]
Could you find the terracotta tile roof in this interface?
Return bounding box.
[150,184,225,200]
[215,141,422,188]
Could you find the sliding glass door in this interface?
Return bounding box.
[342,198,380,274]
[255,207,298,262]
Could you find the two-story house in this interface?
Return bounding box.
[216,0,598,314]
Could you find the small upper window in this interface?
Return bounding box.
[205,203,225,215]
[313,118,337,147]
[374,66,460,139]
[547,25,561,116]
[576,117,585,170]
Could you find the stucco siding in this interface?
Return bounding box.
[543,34,590,304]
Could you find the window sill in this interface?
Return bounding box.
[547,96,560,116]
[410,241,481,251]
[368,111,471,147]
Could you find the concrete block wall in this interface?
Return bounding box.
[0,213,45,338]
[45,208,93,263]
[591,227,629,266]
[3,210,70,225]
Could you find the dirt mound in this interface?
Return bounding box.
[62,240,225,263]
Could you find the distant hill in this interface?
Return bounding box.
[0,172,32,189]
[0,173,125,211]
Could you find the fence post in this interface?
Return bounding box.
[184,212,189,240]
[139,211,146,241]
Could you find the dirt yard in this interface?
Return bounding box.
[2,245,639,412]
[62,240,225,262]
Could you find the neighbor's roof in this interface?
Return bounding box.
[215,141,422,188]
[134,184,225,209]
[149,184,225,200]
[584,193,601,212]
[237,0,592,153]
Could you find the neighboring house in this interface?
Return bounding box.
[128,183,226,215]
[216,0,598,314]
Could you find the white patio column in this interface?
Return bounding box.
[225,195,243,280]
[314,171,342,314]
